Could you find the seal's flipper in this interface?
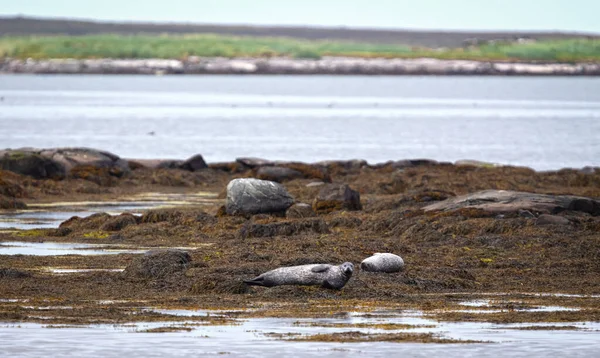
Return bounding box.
[311,264,330,273]
[243,277,266,286]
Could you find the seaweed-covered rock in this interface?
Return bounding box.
[100,213,139,231]
[286,203,317,219]
[226,178,295,216]
[123,250,191,279]
[256,166,303,182]
[423,190,600,215]
[0,150,65,179]
[59,212,112,230]
[313,184,362,214]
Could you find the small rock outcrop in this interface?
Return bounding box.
[123,250,191,280]
[0,147,129,179]
[313,183,362,214]
[226,178,295,216]
[536,214,571,226]
[423,190,600,215]
[179,154,208,171]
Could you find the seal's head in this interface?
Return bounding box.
[340,262,354,277]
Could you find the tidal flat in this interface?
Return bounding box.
[1,158,600,355]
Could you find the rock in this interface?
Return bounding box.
[179,154,207,171]
[100,213,139,231]
[123,250,191,279]
[0,150,65,179]
[423,190,600,215]
[360,253,405,273]
[374,159,439,170]
[236,157,274,169]
[256,166,304,182]
[580,166,599,174]
[286,203,317,219]
[39,147,129,174]
[536,214,570,226]
[316,159,367,172]
[226,178,295,216]
[313,184,362,214]
[518,210,536,218]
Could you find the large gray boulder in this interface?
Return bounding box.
[423,190,600,215]
[226,178,295,216]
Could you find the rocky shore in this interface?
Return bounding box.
[1,147,600,328]
[2,57,600,76]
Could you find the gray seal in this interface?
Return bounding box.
[360,253,404,273]
[243,262,354,290]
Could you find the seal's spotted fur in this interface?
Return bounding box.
[244,262,353,290]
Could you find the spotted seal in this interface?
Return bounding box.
[243,262,354,290]
[360,253,404,273]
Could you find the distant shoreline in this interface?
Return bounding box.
[2,57,600,76]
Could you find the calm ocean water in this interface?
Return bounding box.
[1,75,599,170]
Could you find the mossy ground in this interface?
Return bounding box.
[1,162,599,327]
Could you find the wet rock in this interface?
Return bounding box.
[179,154,207,171]
[100,213,139,231]
[0,268,32,279]
[423,190,600,216]
[123,250,191,279]
[0,196,27,209]
[286,203,317,219]
[360,253,405,273]
[0,149,65,179]
[226,178,295,216]
[256,166,304,182]
[236,157,274,169]
[39,147,130,174]
[238,218,329,238]
[536,214,570,226]
[313,184,362,214]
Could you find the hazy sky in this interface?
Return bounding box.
[1,0,598,33]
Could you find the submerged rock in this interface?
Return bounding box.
[226,178,295,216]
[423,190,600,215]
[360,253,405,273]
[123,250,191,279]
[313,183,362,214]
